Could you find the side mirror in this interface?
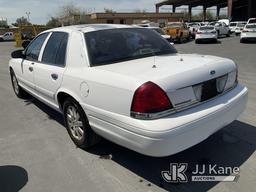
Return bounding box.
[11,50,24,59]
[22,40,30,49]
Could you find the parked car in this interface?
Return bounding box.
[209,22,230,37]
[247,18,256,24]
[9,24,248,157]
[218,19,230,26]
[230,21,247,34]
[164,22,190,43]
[0,32,15,41]
[235,22,247,36]
[149,27,171,41]
[187,22,201,38]
[240,24,256,43]
[136,25,171,42]
[195,26,217,43]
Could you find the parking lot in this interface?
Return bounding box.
[0,36,255,192]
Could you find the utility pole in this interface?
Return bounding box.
[26,12,31,22]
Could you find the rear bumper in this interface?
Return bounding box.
[241,33,256,40]
[196,34,217,40]
[86,84,248,157]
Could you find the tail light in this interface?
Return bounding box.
[242,29,249,32]
[131,82,173,119]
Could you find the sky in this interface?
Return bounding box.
[0,0,227,25]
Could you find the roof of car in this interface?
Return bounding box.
[45,24,136,34]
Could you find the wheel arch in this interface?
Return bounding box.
[56,89,82,112]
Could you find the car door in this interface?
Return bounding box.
[19,32,49,93]
[34,32,69,106]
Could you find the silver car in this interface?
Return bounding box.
[195,26,217,43]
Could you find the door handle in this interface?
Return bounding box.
[51,73,58,80]
[29,67,33,72]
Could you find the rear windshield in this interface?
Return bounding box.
[246,24,256,29]
[199,26,214,30]
[84,28,177,66]
[248,19,256,24]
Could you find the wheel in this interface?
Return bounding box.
[226,31,230,37]
[240,39,244,43]
[217,30,220,38]
[10,70,26,98]
[63,98,100,149]
[195,39,199,44]
[235,33,239,36]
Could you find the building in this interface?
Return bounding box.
[156,0,256,21]
[89,12,184,25]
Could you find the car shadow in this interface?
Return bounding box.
[87,120,256,192]
[0,165,28,192]
[23,95,64,126]
[22,96,256,191]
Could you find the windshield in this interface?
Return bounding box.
[248,19,256,24]
[84,28,177,66]
[237,23,245,27]
[246,24,256,29]
[230,23,237,27]
[152,28,165,35]
[200,26,214,30]
[208,22,216,26]
[167,23,182,28]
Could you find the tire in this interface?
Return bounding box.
[10,70,27,98]
[217,30,220,38]
[235,33,239,36]
[240,39,244,43]
[226,31,230,37]
[195,39,199,44]
[63,98,100,149]
[0,38,3,42]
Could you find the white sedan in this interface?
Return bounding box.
[195,26,218,43]
[9,24,248,157]
[240,24,256,43]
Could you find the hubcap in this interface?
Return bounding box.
[12,74,19,94]
[66,106,84,140]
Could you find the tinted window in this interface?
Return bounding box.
[85,28,177,66]
[246,24,256,29]
[248,19,256,24]
[25,33,49,61]
[200,26,214,30]
[42,32,68,66]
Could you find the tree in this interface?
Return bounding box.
[46,17,61,27]
[104,8,115,13]
[13,17,31,26]
[58,3,82,18]
[134,9,147,13]
[0,20,8,28]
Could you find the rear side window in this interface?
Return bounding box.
[42,32,68,66]
[25,33,49,61]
